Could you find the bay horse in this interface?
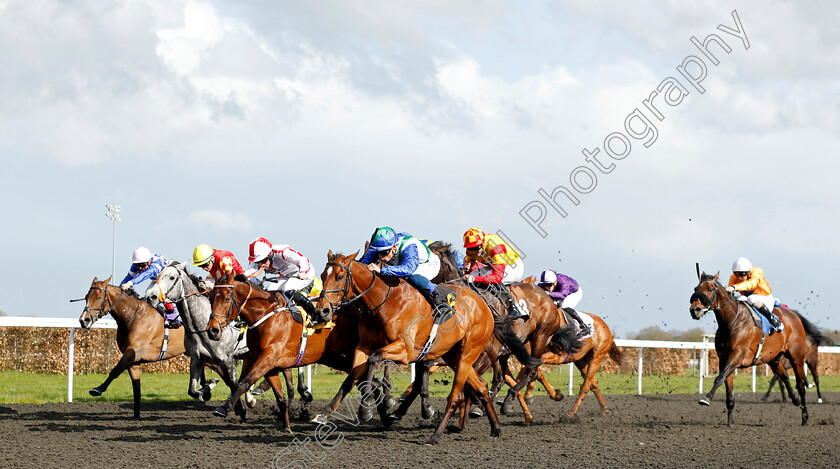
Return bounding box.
[205,273,361,433]
[314,251,541,445]
[79,277,193,418]
[146,263,255,417]
[690,272,810,426]
[762,312,833,404]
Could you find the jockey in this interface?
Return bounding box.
[538,269,589,335]
[192,244,245,289]
[119,247,180,328]
[725,257,783,333]
[462,228,526,317]
[243,237,320,323]
[360,227,454,318]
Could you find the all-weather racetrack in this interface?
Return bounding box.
[1,393,838,468]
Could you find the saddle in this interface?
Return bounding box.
[467,282,511,316]
[744,302,778,336]
[432,285,458,325]
[279,291,334,334]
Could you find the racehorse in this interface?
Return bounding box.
[690,272,810,426]
[205,273,362,433]
[79,277,193,418]
[314,251,541,445]
[146,263,255,417]
[519,311,624,419]
[762,311,833,404]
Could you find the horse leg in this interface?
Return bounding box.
[187,355,202,400]
[501,362,538,415]
[771,360,798,405]
[312,354,370,424]
[700,354,740,406]
[213,353,274,419]
[128,364,141,419]
[387,362,426,423]
[465,366,502,438]
[504,367,533,424]
[381,361,396,409]
[569,357,602,418]
[425,362,487,445]
[90,348,138,397]
[789,357,809,425]
[536,367,564,401]
[492,355,510,405]
[297,368,313,403]
[589,376,610,415]
[218,361,248,421]
[810,361,823,404]
[280,368,295,402]
[265,371,293,434]
[761,373,778,402]
[724,372,735,427]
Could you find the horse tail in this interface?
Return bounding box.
[793,310,835,346]
[546,324,583,356]
[608,340,625,366]
[492,315,542,368]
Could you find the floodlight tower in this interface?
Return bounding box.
[105,204,122,284]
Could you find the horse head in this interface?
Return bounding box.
[146,263,186,309]
[207,273,240,341]
[79,277,114,329]
[690,272,725,320]
[316,250,361,318]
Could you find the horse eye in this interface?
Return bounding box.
[336,274,345,280]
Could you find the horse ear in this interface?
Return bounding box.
[713,271,720,280]
[327,250,334,261]
[92,277,99,284]
[349,250,359,261]
[364,240,370,252]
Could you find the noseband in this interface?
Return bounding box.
[692,281,735,314]
[83,286,128,323]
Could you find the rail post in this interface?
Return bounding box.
[637,347,644,395]
[68,327,76,403]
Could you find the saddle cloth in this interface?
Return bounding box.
[560,309,595,340]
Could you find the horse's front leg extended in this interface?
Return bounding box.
[128,365,142,419]
[213,353,274,419]
[700,355,740,406]
[265,371,293,433]
[724,373,735,427]
[90,348,138,397]
[312,350,369,425]
[790,359,809,426]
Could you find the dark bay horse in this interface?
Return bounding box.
[690,273,810,426]
[314,251,540,445]
[762,312,833,404]
[79,277,190,418]
[206,273,361,433]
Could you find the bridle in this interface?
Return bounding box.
[692,280,736,315]
[210,282,288,330]
[320,260,389,312]
[82,285,136,325]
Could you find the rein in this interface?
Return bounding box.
[211,283,289,330]
[83,286,133,325]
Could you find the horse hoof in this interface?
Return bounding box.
[760,396,768,402]
[495,398,504,406]
[468,407,483,418]
[698,399,711,406]
[524,396,534,406]
[398,393,409,403]
[500,402,514,415]
[89,388,103,397]
[359,407,374,422]
[311,414,328,425]
[245,393,257,409]
[445,424,462,434]
[387,413,403,423]
[212,406,229,418]
[385,397,397,409]
[199,389,211,402]
[301,391,314,403]
[818,398,823,404]
[421,405,435,420]
[553,393,565,402]
[251,388,263,396]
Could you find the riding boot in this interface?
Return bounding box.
[501,286,526,319]
[423,288,455,321]
[287,290,322,324]
[758,303,784,334]
[563,307,590,335]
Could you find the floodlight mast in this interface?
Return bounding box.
[105,204,122,284]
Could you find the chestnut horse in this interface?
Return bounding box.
[518,311,624,419]
[690,272,810,426]
[206,273,361,433]
[79,277,189,418]
[314,251,540,445]
[762,312,833,404]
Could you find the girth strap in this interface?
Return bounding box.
[158,327,170,361]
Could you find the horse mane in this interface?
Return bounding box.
[521,275,536,284]
[234,274,249,283]
[793,311,835,346]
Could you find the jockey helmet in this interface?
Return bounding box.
[463,228,486,249]
[732,257,752,274]
[370,227,397,251]
[248,237,273,263]
[193,244,215,266]
[539,270,557,285]
[131,247,152,264]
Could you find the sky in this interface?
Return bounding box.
[1,0,838,338]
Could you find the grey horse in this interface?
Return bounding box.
[147,262,256,416]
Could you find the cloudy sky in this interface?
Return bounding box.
[1,0,838,337]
